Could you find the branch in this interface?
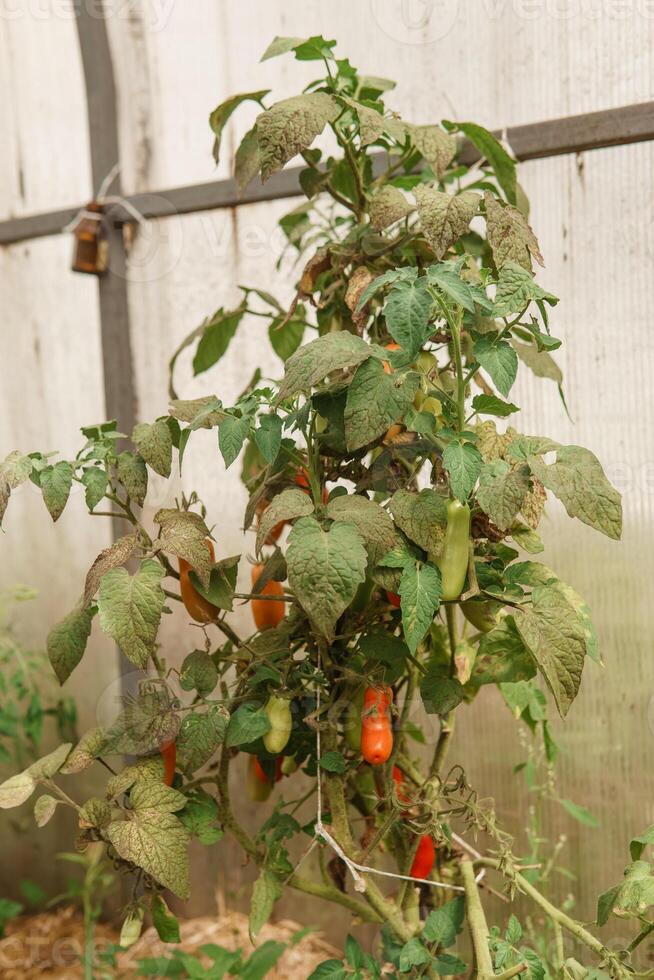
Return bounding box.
[460,857,495,980]
[288,873,381,924]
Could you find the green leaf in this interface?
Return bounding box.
[257,93,340,181]
[493,261,558,318]
[384,276,433,357]
[278,332,372,401]
[400,561,442,654]
[286,517,367,641]
[472,394,519,418]
[268,314,305,361]
[82,466,107,511]
[476,460,531,530]
[235,125,261,193]
[308,961,348,980]
[433,953,468,975]
[560,798,599,827]
[484,191,543,268]
[180,650,218,697]
[41,461,73,521]
[511,524,544,554]
[529,446,622,540]
[260,35,307,60]
[452,121,517,203]
[512,340,562,384]
[151,894,181,944]
[193,308,244,375]
[473,335,518,397]
[399,937,432,972]
[116,451,148,505]
[513,585,587,717]
[344,357,419,451]
[427,261,493,314]
[344,934,365,969]
[225,704,271,747]
[414,186,480,260]
[356,267,415,310]
[132,421,172,478]
[442,441,482,501]
[596,862,654,925]
[319,751,347,774]
[505,914,523,944]
[254,414,282,464]
[422,897,465,946]
[631,826,654,861]
[249,870,282,942]
[218,415,250,468]
[409,125,456,178]
[209,90,269,164]
[106,782,190,899]
[241,941,286,980]
[325,494,398,564]
[176,708,227,773]
[47,604,95,685]
[388,489,448,556]
[420,663,464,714]
[155,509,212,588]
[98,559,166,668]
[83,532,139,606]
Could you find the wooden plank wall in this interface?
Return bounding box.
[1,0,653,948]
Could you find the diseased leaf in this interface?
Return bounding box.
[235,126,261,193]
[226,704,271,747]
[257,93,340,181]
[41,461,73,521]
[286,517,367,641]
[82,466,107,511]
[180,650,218,697]
[106,782,190,899]
[98,560,166,668]
[326,494,398,564]
[388,489,448,557]
[278,332,372,401]
[399,561,442,653]
[596,862,654,925]
[133,421,172,479]
[34,794,58,828]
[469,619,536,689]
[344,357,419,451]
[169,396,224,428]
[442,442,482,501]
[476,460,531,530]
[513,585,587,717]
[512,340,562,383]
[0,771,36,809]
[0,450,32,525]
[256,488,314,555]
[473,335,518,397]
[60,727,107,775]
[484,191,543,269]
[250,870,283,942]
[414,186,479,260]
[47,604,95,685]
[409,125,456,178]
[116,452,148,506]
[218,415,250,468]
[155,509,212,587]
[176,707,228,773]
[83,532,138,606]
[422,897,465,946]
[369,185,411,231]
[29,742,72,779]
[420,663,463,715]
[529,446,622,540]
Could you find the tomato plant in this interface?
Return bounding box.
[0,34,649,980]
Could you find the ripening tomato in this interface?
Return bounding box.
[247,755,272,801]
[160,738,176,787]
[392,765,410,804]
[383,423,404,446]
[386,591,401,608]
[295,468,329,504]
[179,539,217,623]
[383,342,401,375]
[361,685,393,765]
[410,835,435,879]
[251,564,285,630]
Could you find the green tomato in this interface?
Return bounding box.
[263,695,292,754]
[438,499,471,601]
[414,351,438,375]
[314,413,328,434]
[280,754,298,776]
[421,396,442,417]
[460,599,500,633]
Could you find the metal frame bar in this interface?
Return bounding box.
[2,99,654,247]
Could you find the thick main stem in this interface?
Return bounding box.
[460,857,495,980]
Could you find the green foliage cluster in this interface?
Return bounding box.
[0,35,647,980]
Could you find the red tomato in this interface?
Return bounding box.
[160,738,177,787]
[410,835,435,880]
[251,564,285,630]
[295,468,329,504]
[179,539,217,623]
[361,686,393,765]
[386,591,401,608]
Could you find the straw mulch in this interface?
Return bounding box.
[0,904,340,978]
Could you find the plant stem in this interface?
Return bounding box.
[460,857,494,980]
[450,309,466,432]
[628,919,654,953]
[288,873,381,923]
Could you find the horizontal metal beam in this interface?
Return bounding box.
[2,99,654,247]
